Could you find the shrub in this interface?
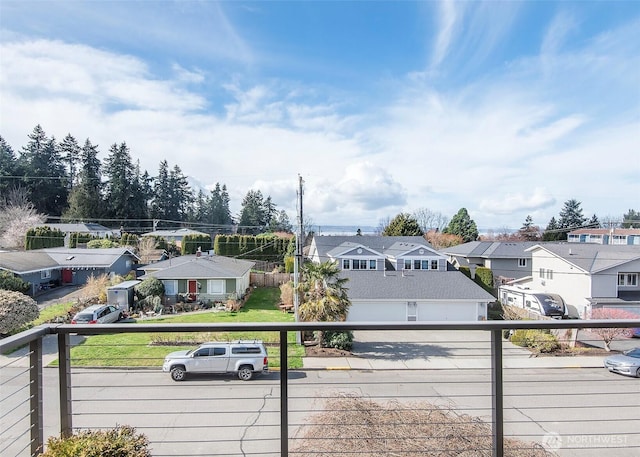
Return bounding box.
[41,425,150,457]
[322,331,354,351]
[510,329,559,353]
[284,256,295,273]
[0,289,39,335]
[135,277,165,299]
[279,281,294,308]
[87,239,119,248]
[25,226,65,250]
[0,270,30,293]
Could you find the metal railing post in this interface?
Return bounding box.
[29,338,43,455]
[491,329,504,457]
[58,333,72,437]
[279,331,289,457]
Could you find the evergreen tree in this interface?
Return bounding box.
[588,214,600,228]
[558,199,587,230]
[59,133,81,187]
[63,139,103,220]
[382,213,423,236]
[444,208,478,242]
[103,142,147,219]
[192,189,209,223]
[19,125,68,215]
[0,136,21,196]
[622,209,640,228]
[542,216,562,241]
[169,164,193,221]
[150,160,171,223]
[239,190,267,234]
[518,215,541,241]
[268,210,293,233]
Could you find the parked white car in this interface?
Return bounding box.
[163,341,269,381]
[71,304,124,324]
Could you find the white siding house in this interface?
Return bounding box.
[524,244,640,318]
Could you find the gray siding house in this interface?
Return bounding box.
[440,241,542,285]
[308,235,494,322]
[0,248,139,295]
[139,253,254,303]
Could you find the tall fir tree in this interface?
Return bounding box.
[103,142,147,220]
[239,189,267,234]
[0,136,21,196]
[19,125,68,215]
[518,215,541,241]
[63,139,103,220]
[59,133,81,187]
[542,216,562,241]
[150,160,171,223]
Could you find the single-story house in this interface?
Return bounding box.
[307,235,495,322]
[0,248,139,295]
[520,244,640,318]
[138,252,254,303]
[140,228,210,248]
[35,223,119,246]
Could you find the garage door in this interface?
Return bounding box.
[348,301,478,322]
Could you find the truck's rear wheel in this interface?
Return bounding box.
[171,367,186,381]
[238,366,253,381]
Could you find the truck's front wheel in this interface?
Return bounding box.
[171,366,186,381]
[237,366,253,381]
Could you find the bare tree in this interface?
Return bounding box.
[0,188,47,249]
[413,208,449,233]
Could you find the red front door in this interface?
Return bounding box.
[62,269,73,284]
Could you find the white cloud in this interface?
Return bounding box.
[479,188,556,215]
[430,0,459,69]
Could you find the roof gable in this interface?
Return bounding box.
[527,244,640,273]
[147,255,255,279]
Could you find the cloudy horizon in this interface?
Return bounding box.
[1,1,638,231]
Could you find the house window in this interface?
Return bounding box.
[342,259,350,270]
[41,270,51,279]
[612,235,626,245]
[369,260,377,270]
[518,258,527,268]
[208,280,224,294]
[539,268,544,278]
[431,260,439,270]
[163,280,177,295]
[618,273,638,286]
[414,260,421,270]
[546,269,553,280]
[407,301,417,321]
[404,259,412,270]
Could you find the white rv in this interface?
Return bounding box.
[498,285,568,319]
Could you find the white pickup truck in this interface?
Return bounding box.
[162,340,269,381]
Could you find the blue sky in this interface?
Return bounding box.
[1,1,638,231]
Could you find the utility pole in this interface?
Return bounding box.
[293,175,304,344]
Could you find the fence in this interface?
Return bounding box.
[1,319,639,457]
[250,271,292,288]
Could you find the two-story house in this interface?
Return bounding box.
[522,244,640,319]
[567,228,640,245]
[440,241,541,286]
[307,236,495,322]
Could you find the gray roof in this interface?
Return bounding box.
[311,235,430,263]
[35,223,115,233]
[528,244,640,274]
[0,248,138,273]
[0,251,59,274]
[340,270,495,301]
[440,241,542,259]
[146,255,255,280]
[142,228,209,237]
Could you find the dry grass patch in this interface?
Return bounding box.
[291,395,555,457]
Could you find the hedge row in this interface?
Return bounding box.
[459,265,495,294]
[214,234,294,261]
[25,226,65,250]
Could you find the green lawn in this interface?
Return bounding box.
[63,287,305,369]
